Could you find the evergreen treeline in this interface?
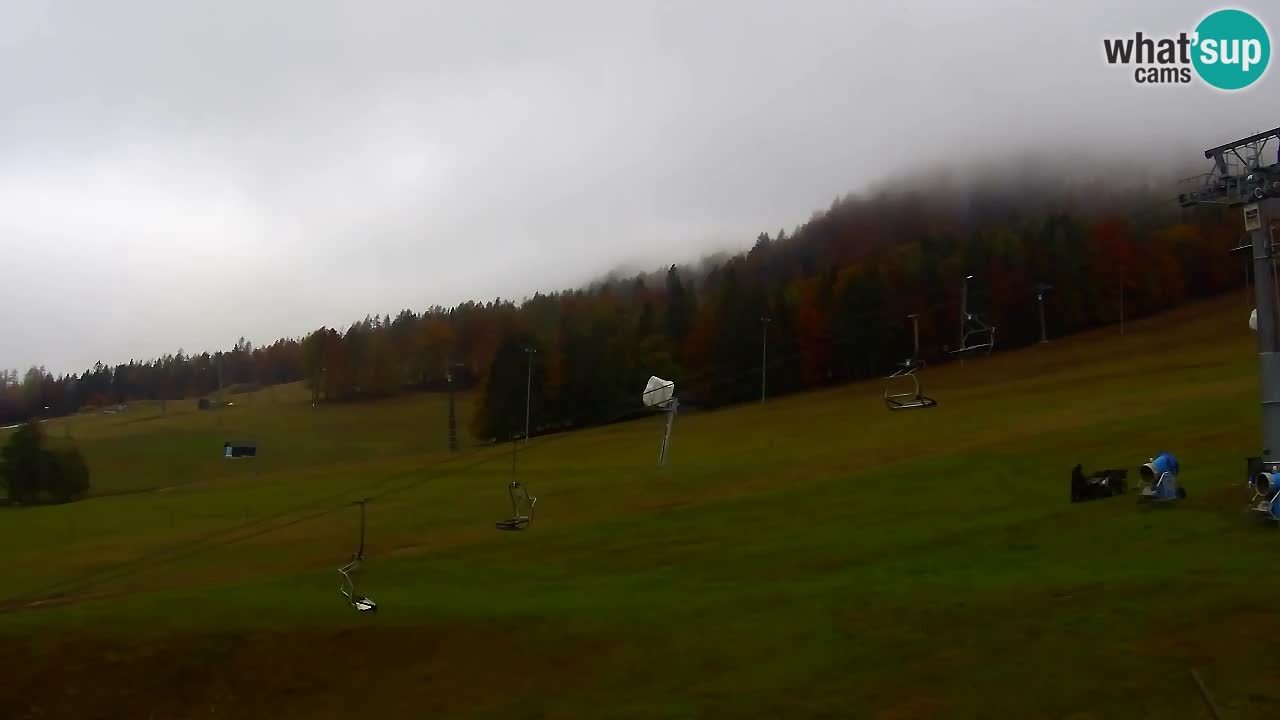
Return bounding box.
[1,179,1243,438]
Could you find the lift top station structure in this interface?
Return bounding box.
[1179,126,1280,520]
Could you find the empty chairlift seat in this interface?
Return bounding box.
[496,480,537,531]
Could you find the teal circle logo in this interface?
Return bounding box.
[1192,9,1270,90]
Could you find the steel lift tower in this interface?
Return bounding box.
[1179,127,1280,517]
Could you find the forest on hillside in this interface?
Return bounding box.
[0,171,1247,436]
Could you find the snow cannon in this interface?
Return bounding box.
[643,376,678,466]
[1252,470,1279,496]
[1250,465,1280,521]
[1138,452,1185,503]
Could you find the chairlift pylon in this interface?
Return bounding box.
[338,498,378,612]
[884,314,937,410]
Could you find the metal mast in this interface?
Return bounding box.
[1180,126,1280,469]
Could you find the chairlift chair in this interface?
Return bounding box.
[338,557,378,612]
[496,480,537,530]
[338,499,378,612]
[950,275,996,357]
[951,316,996,356]
[883,315,937,410]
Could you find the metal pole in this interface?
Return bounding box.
[447,369,458,452]
[354,498,369,560]
[1034,281,1054,343]
[1120,279,1125,336]
[1190,669,1223,720]
[1247,255,1253,307]
[909,314,920,360]
[1251,200,1280,467]
[959,276,969,350]
[659,398,678,466]
[1038,293,1047,343]
[760,317,771,403]
[524,348,535,444]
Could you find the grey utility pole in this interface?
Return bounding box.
[1120,278,1125,336]
[524,347,536,445]
[1179,126,1280,471]
[760,316,771,404]
[446,365,458,452]
[1036,283,1053,343]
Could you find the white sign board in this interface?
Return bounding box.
[1245,203,1262,232]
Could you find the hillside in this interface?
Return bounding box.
[0,292,1276,718]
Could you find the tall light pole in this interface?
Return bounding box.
[1035,283,1053,343]
[524,347,536,444]
[1120,276,1125,336]
[65,380,76,438]
[446,364,458,452]
[957,274,975,365]
[760,316,771,404]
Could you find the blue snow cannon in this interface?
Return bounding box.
[1251,466,1280,520]
[1139,452,1185,502]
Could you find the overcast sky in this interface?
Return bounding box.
[3,0,1280,375]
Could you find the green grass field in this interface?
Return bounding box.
[3,294,1279,719]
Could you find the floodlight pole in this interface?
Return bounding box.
[447,366,458,452]
[760,317,771,404]
[524,348,536,445]
[958,275,975,365]
[1120,279,1125,336]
